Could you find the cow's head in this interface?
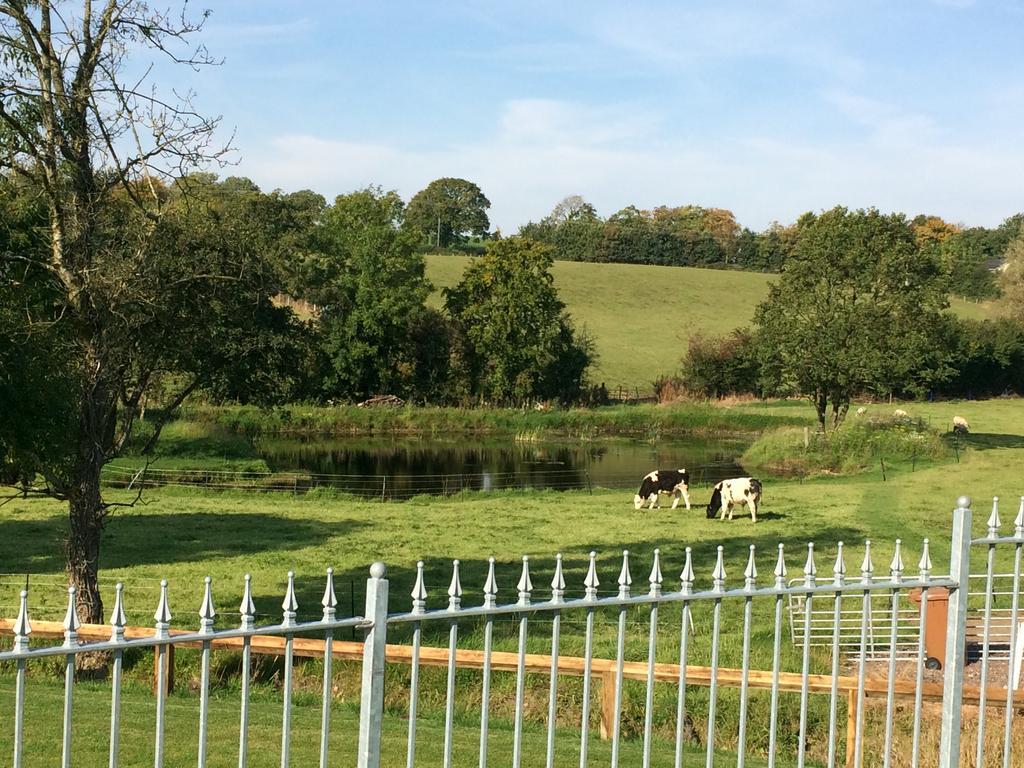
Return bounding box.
[706,484,723,519]
[633,494,645,510]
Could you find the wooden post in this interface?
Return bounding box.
[153,644,175,696]
[599,671,616,740]
[846,688,857,768]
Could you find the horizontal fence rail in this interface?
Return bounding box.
[1,495,1023,768]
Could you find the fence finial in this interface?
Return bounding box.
[411,561,428,614]
[110,582,126,642]
[649,549,663,596]
[618,550,632,598]
[1016,497,1024,537]
[861,541,874,582]
[987,497,1001,538]
[918,539,932,579]
[803,543,817,584]
[62,585,80,645]
[833,542,847,585]
[744,545,757,590]
[322,568,337,621]
[773,543,787,587]
[956,495,972,511]
[447,559,463,611]
[281,571,298,628]
[889,540,904,581]
[584,551,600,600]
[483,557,498,608]
[154,579,171,639]
[13,588,31,651]
[680,547,695,593]
[517,556,533,606]
[551,554,566,603]
[198,576,216,634]
[240,574,256,631]
[712,546,726,592]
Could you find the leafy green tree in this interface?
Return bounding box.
[405,177,491,247]
[1000,235,1024,321]
[0,3,310,626]
[444,237,592,404]
[315,187,442,400]
[755,207,953,430]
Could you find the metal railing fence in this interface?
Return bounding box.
[1,495,1023,768]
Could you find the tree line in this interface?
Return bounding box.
[517,196,1024,300]
[663,207,1024,429]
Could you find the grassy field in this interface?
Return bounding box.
[3,398,1023,765]
[425,254,1002,390]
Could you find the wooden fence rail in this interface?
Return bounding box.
[3,619,1022,768]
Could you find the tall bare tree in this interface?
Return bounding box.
[0,1,231,628]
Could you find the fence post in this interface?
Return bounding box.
[356,562,389,768]
[938,496,973,768]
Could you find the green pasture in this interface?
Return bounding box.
[425,254,1002,390]
[4,396,1024,764]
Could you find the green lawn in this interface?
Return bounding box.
[425,255,1003,390]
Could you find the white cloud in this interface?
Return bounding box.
[240,98,1024,230]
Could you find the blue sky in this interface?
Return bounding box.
[169,1,1024,231]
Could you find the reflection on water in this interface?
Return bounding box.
[256,436,750,499]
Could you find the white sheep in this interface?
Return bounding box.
[952,415,970,435]
[893,409,909,419]
[856,406,868,416]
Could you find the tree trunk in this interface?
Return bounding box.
[66,456,105,625]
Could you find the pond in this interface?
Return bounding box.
[255,435,751,499]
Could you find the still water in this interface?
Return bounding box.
[256,435,750,499]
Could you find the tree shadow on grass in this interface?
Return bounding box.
[959,433,1024,451]
[0,513,367,574]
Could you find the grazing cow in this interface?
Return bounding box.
[952,415,970,435]
[706,477,763,523]
[633,469,691,510]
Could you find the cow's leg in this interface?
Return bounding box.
[680,486,691,510]
[671,489,680,509]
[647,493,658,509]
[749,499,758,523]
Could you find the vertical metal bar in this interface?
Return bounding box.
[853,542,875,768]
[580,552,599,768]
[767,545,787,768]
[611,550,632,768]
[13,657,26,768]
[883,542,904,768]
[479,613,494,768]
[737,545,757,768]
[546,555,566,768]
[109,646,124,768]
[442,560,464,768]
[357,563,389,768]
[580,606,596,767]
[975,502,1000,768]
[281,633,295,768]
[198,639,213,768]
[1001,500,1023,768]
[512,555,532,768]
[705,546,726,768]
[320,568,338,768]
[409,561,427,768]
[674,598,692,768]
[938,497,973,768]
[797,544,817,768]
[443,618,459,768]
[512,613,529,768]
[61,652,75,768]
[642,550,663,768]
[407,622,422,768]
[239,574,255,768]
[826,543,846,768]
[911,541,932,768]
[154,646,168,768]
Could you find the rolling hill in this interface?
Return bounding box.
[425,254,999,392]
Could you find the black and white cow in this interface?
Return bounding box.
[706,477,762,522]
[633,469,691,510]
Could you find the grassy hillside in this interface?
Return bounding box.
[426,255,1000,392]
